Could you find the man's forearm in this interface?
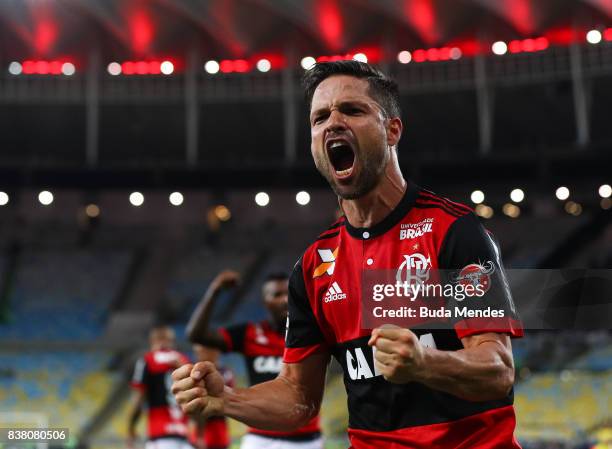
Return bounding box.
[416,340,514,401]
[172,354,328,428]
[223,376,319,431]
[186,286,222,344]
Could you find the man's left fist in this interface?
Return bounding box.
[368,326,425,384]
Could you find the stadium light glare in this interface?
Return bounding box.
[49,61,63,74]
[522,38,535,52]
[353,53,368,63]
[255,192,270,207]
[598,184,611,198]
[160,61,174,75]
[85,204,100,218]
[449,47,462,60]
[121,61,134,75]
[475,204,493,219]
[107,62,122,75]
[503,203,520,218]
[535,37,549,51]
[232,59,249,73]
[586,30,602,44]
[144,61,159,75]
[214,205,231,221]
[556,186,570,201]
[470,190,485,204]
[510,188,525,203]
[8,62,22,75]
[38,190,54,206]
[204,60,220,74]
[564,201,582,216]
[296,191,311,206]
[61,62,75,76]
[169,192,184,206]
[17,60,72,75]
[492,41,508,55]
[36,61,49,74]
[256,59,271,72]
[0,192,9,206]
[129,192,144,207]
[301,56,316,70]
[115,61,170,76]
[136,61,148,75]
[22,60,34,74]
[427,48,440,61]
[397,51,412,64]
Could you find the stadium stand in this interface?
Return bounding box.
[0,249,132,340]
[487,216,591,269]
[515,370,611,442]
[0,351,116,436]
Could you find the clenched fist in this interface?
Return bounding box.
[368,326,426,384]
[210,270,241,291]
[171,361,226,417]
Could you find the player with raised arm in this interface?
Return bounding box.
[185,270,323,449]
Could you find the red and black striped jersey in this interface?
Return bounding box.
[131,349,191,441]
[219,321,284,386]
[219,321,321,439]
[284,182,523,449]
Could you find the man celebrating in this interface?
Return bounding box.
[185,270,322,449]
[172,61,523,448]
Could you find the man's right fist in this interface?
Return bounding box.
[211,270,241,290]
[171,361,226,417]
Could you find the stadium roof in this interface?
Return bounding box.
[1,0,611,61]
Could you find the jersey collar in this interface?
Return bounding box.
[344,180,419,240]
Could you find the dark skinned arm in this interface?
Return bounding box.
[186,270,240,350]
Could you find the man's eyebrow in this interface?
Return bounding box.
[310,106,328,118]
[310,99,372,117]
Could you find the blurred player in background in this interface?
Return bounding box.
[188,343,234,449]
[128,325,193,449]
[185,270,323,449]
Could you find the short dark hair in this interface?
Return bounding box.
[265,272,288,283]
[302,60,401,119]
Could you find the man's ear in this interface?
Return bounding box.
[386,117,403,147]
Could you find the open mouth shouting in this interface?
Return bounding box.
[326,137,356,181]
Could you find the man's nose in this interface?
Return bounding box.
[325,110,347,134]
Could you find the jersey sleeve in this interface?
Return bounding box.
[438,212,523,339]
[284,257,330,363]
[218,323,248,353]
[130,357,148,391]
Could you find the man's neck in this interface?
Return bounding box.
[339,156,407,229]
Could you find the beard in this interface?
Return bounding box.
[315,145,389,200]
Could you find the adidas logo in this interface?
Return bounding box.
[324,282,347,303]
